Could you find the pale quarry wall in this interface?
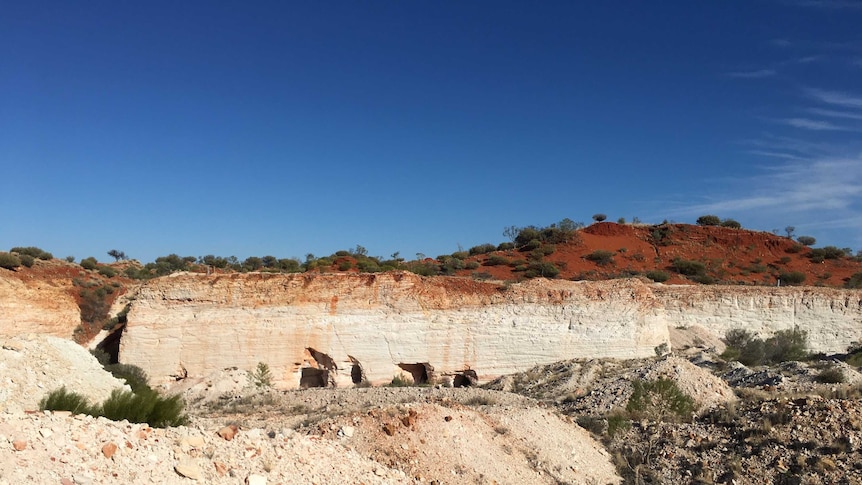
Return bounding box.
[0,272,80,338]
[120,273,669,387]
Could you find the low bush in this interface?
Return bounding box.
[496,242,515,251]
[809,246,846,262]
[97,266,117,278]
[778,271,806,285]
[626,379,695,422]
[524,261,560,279]
[585,250,615,266]
[39,387,95,415]
[845,272,862,289]
[696,215,721,226]
[468,244,497,256]
[645,270,670,283]
[465,261,480,270]
[817,367,845,384]
[672,259,706,276]
[720,218,741,229]
[0,252,22,269]
[722,328,809,366]
[80,257,98,270]
[19,254,35,267]
[10,246,53,260]
[484,255,510,266]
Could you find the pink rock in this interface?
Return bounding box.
[217,425,239,441]
[102,442,118,458]
[12,440,27,451]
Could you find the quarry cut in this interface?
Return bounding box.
[117,272,862,389]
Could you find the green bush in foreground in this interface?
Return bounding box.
[0,252,21,269]
[39,387,96,415]
[721,328,809,366]
[40,387,187,428]
[626,378,695,422]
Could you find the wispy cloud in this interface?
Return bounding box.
[806,107,862,120]
[674,156,862,215]
[727,69,777,79]
[807,88,862,109]
[745,150,809,160]
[778,117,852,130]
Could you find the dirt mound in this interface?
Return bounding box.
[0,335,128,413]
[0,411,410,484]
[304,402,621,484]
[487,355,736,416]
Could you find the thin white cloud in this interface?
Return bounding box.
[778,117,850,130]
[806,107,862,120]
[675,157,862,216]
[727,69,777,78]
[806,88,862,109]
[745,150,808,160]
[771,38,792,48]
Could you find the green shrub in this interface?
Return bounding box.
[496,242,515,251]
[585,250,614,266]
[79,287,111,324]
[592,213,607,222]
[786,244,804,254]
[809,246,845,262]
[10,246,53,260]
[720,218,741,229]
[80,257,98,270]
[797,236,816,246]
[249,362,273,388]
[692,274,716,285]
[450,251,469,260]
[388,374,412,387]
[0,252,22,269]
[99,388,188,427]
[778,271,806,286]
[722,328,808,365]
[468,244,497,256]
[337,260,353,271]
[606,412,631,437]
[524,261,560,279]
[39,387,95,415]
[484,255,510,266]
[817,367,845,384]
[696,215,721,226]
[19,254,35,267]
[645,270,670,282]
[520,239,542,251]
[104,363,150,394]
[626,379,695,422]
[465,261,480,270]
[97,266,117,278]
[846,272,862,289]
[672,259,706,276]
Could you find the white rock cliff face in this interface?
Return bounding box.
[118,272,862,389]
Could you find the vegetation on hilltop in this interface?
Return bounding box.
[3,214,862,288]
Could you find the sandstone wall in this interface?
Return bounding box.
[0,272,80,338]
[120,273,668,387]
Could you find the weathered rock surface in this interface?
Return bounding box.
[118,273,862,389]
[0,335,128,413]
[120,273,670,387]
[0,272,79,338]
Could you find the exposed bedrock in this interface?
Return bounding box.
[117,272,862,389]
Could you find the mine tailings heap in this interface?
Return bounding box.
[113,272,862,389]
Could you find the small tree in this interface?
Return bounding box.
[107,249,127,261]
[592,213,607,223]
[797,236,816,246]
[696,215,721,226]
[785,226,795,238]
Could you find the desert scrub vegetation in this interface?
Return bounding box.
[584,250,615,266]
[0,252,21,269]
[671,258,706,277]
[778,271,806,286]
[40,384,187,428]
[626,378,695,422]
[249,362,274,388]
[10,246,53,260]
[721,328,809,366]
[845,272,862,289]
[808,246,846,263]
[645,270,670,282]
[696,215,721,226]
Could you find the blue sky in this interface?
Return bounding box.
[2,1,861,263]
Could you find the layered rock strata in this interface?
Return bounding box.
[118,272,862,389]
